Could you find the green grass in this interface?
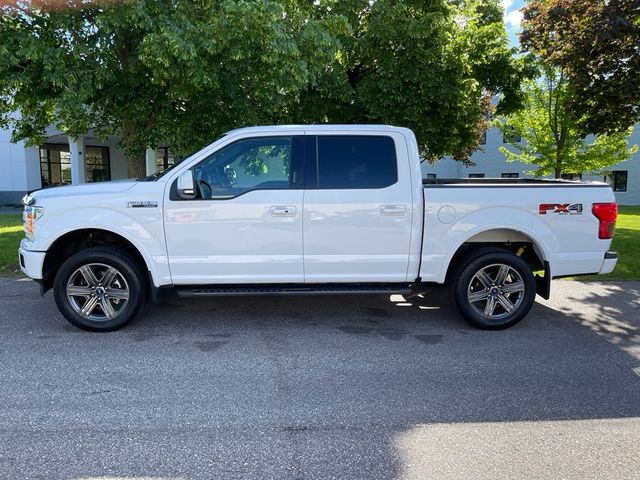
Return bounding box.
[0,214,23,276]
[581,206,640,281]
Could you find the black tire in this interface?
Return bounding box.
[53,246,147,332]
[450,248,536,330]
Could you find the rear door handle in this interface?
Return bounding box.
[379,205,407,217]
[270,206,297,217]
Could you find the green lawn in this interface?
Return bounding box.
[581,206,640,281]
[0,207,638,279]
[0,214,23,276]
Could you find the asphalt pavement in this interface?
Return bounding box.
[0,278,639,480]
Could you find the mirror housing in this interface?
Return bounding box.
[176,170,196,199]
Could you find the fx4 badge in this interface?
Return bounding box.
[539,203,583,215]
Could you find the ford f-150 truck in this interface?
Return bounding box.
[19,125,619,331]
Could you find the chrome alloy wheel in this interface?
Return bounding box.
[466,263,526,321]
[66,263,130,321]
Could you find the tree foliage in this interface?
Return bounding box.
[495,66,637,179]
[521,0,640,136]
[293,0,527,163]
[0,0,343,176]
[0,0,525,175]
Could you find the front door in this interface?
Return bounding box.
[164,135,304,284]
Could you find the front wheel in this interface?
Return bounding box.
[451,249,536,330]
[53,247,147,332]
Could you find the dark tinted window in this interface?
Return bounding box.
[316,135,397,189]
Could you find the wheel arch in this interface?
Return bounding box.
[443,227,552,299]
[41,228,154,295]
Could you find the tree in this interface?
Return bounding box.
[495,66,637,179]
[521,0,640,135]
[0,0,344,176]
[292,0,528,163]
[0,0,525,175]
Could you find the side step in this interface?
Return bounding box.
[175,283,413,298]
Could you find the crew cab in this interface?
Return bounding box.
[19,125,618,331]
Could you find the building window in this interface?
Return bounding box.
[605,171,628,192]
[156,147,176,171]
[561,173,582,181]
[502,127,521,143]
[426,173,437,179]
[469,173,485,178]
[85,146,111,182]
[40,143,110,187]
[501,173,519,178]
[39,144,71,187]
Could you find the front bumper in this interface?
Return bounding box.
[19,240,46,280]
[599,251,618,275]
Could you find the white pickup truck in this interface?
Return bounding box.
[19,125,618,331]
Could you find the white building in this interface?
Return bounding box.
[0,124,638,205]
[0,126,175,205]
[421,125,640,205]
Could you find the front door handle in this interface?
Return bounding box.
[270,206,297,217]
[379,205,407,217]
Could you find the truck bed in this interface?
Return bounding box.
[422,178,609,187]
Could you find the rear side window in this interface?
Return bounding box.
[315,135,398,189]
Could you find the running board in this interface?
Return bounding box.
[174,283,413,298]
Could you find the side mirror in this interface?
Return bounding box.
[177,170,196,199]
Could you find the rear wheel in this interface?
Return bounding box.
[54,247,146,331]
[451,249,536,329]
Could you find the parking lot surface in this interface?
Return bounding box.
[0,278,639,480]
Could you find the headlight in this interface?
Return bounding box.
[23,206,44,241]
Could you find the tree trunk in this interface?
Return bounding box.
[127,155,146,178]
[554,167,562,179]
[122,120,146,178]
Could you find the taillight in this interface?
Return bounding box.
[592,203,617,239]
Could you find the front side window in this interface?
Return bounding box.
[315,135,397,189]
[192,136,292,199]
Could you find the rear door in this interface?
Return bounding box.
[302,131,414,283]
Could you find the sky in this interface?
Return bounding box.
[501,0,525,47]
